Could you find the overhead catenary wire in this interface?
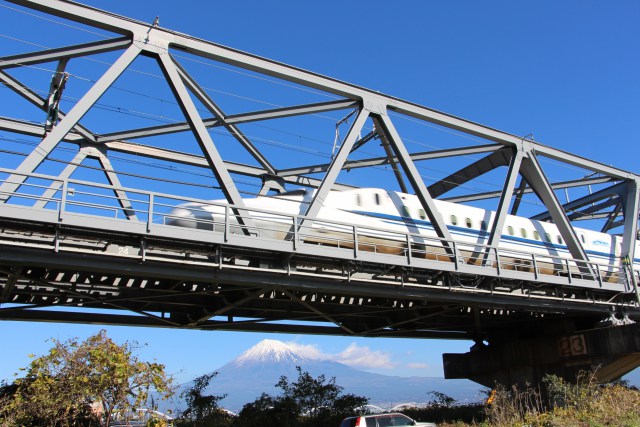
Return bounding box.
[0,3,113,39]
[0,28,495,160]
[0,9,580,207]
[0,85,532,205]
[0,2,604,188]
[0,90,521,206]
[0,135,266,193]
[0,3,343,104]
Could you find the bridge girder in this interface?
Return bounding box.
[0,0,638,347]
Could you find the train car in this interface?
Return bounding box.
[168,187,639,283]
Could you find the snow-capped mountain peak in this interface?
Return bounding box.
[234,339,305,366]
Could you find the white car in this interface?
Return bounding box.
[340,413,436,427]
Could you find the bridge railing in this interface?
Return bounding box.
[0,168,632,292]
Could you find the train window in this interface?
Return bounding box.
[545,233,551,242]
[507,226,514,235]
[520,228,527,238]
[418,209,426,220]
[465,218,472,228]
[480,220,488,231]
[356,194,362,206]
[451,215,458,226]
[401,205,410,217]
[374,193,381,205]
[557,235,563,245]
[533,231,540,240]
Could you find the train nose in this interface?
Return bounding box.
[166,207,199,228]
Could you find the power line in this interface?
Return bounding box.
[0,10,555,204]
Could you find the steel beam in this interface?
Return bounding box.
[0,309,473,339]
[621,180,640,263]
[95,99,357,143]
[531,181,627,222]
[173,59,275,174]
[300,109,369,221]
[281,289,355,334]
[0,44,142,201]
[186,288,268,326]
[428,148,512,198]
[374,114,454,248]
[509,177,527,216]
[6,0,640,188]
[602,203,623,233]
[0,267,182,327]
[95,150,138,221]
[223,99,358,124]
[568,198,619,221]
[278,143,502,178]
[520,154,591,265]
[107,139,356,190]
[533,145,637,182]
[0,70,95,141]
[378,126,408,193]
[258,175,287,195]
[0,267,19,302]
[443,176,614,203]
[157,52,255,231]
[96,101,349,143]
[0,116,84,142]
[32,150,87,209]
[0,244,625,316]
[486,149,523,253]
[0,117,323,190]
[0,37,131,69]
[349,130,377,153]
[1,0,639,342]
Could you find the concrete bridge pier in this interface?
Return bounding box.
[443,322,640,388]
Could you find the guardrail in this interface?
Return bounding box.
[0,167,636,294]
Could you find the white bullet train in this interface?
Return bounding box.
[168,187,639,283]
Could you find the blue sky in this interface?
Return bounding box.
[0,0,639,387]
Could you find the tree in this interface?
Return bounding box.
[236,366,368,427]
[234,393,298,427]
[1,330,174,427]
[177,372,231,427]
[427,390,456,408]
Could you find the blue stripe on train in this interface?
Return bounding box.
[348,209,630,263]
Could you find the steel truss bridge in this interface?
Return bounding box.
[0,0,639,354]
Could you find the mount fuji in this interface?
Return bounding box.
[177,339,484,413]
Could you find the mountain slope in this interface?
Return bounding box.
[194,339,484,413]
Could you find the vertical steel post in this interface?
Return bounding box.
[352,225,359,258]
[59,179,68,222]
[147,193,154,233]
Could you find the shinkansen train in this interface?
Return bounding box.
[168,187,639,282]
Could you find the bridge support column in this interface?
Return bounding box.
[443,323,640,388]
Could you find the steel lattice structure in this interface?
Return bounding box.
[0,0,639,343]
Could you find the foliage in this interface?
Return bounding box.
[235,366,368,427]
[397,391,485,425]
[405,371,640,427]
[235,393,298,427]
[483,382,545,426]
[0,330,174,427]
[401,402,485,425]
[483,371,640,427]
[176,372,232,427]
[427,390,457,408]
